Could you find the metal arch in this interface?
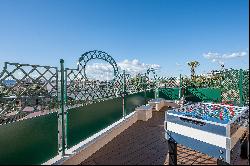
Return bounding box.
[77,50,119,81]
[65,50,121,106]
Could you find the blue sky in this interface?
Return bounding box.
[0,0,249,77]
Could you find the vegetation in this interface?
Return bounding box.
[187,61,200,80]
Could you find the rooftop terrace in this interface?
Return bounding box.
[80,108,248,165]
[0,50,249,165]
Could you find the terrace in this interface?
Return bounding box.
[0,50,249,165]
[80,109,248,165]
[80,109,218,165]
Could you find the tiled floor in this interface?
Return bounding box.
[81,107,248,165]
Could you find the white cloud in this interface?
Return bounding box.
[84,59,161,80]
[118,59,160,76]
[85,63,114,80]
[203,51,248,65]
[176,63,182,66]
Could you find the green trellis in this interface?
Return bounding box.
[0,62,59,124]
[0,50,249,164]
[242,69,249,105]
[0,62,59,164]
[179,68,249,106]
[0,50,159,164]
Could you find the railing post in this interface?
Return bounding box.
[155,88,159,98]
[179,74,182,99]
[59,59,66,156]
[144,73,147,104]
[239,69,243,106]
[122,70,126,118]
[64,68,68,150]
[155,80,159,99]
[219,71,223,103]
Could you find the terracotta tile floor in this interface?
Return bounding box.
[81,107,249,165]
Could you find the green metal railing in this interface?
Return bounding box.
[178,69,249,105]
[0,50,159,164]
[0,50,248,164]
[0,61,59,164]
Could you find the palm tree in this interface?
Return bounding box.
[187,61,200,79]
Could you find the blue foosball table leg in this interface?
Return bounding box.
[168,139,177,165]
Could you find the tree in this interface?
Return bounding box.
[187,61,200,79]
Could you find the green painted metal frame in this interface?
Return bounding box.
[62,50,159,153]
[59,59,66,155]
[179,74,182,99]
[0,61,60,164]
[0,62,59,122]
[178,68,249,105]
[0,50,248,164]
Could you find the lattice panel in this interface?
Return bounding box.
[65,70,117,106]
[131,73,150,92]
[181,71,222,88]
[0,62,59,123]
[65,69,159,107]
[220,69,240,105]
[242,70,249,105]
[174,69,249,105]
[65,55,158,107]
[164,77,179,88]
[126,73,156,94]
[65,51,120,106]
[114,72,130,95]
[125,75,141,94]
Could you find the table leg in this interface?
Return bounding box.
[240,136,248,159]
[217,158,230,165]
[168,139,177,165]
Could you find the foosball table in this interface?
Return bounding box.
[164,102,249,165]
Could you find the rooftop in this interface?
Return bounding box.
[80,108,248,165]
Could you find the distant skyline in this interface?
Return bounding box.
[0,0,249,77]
